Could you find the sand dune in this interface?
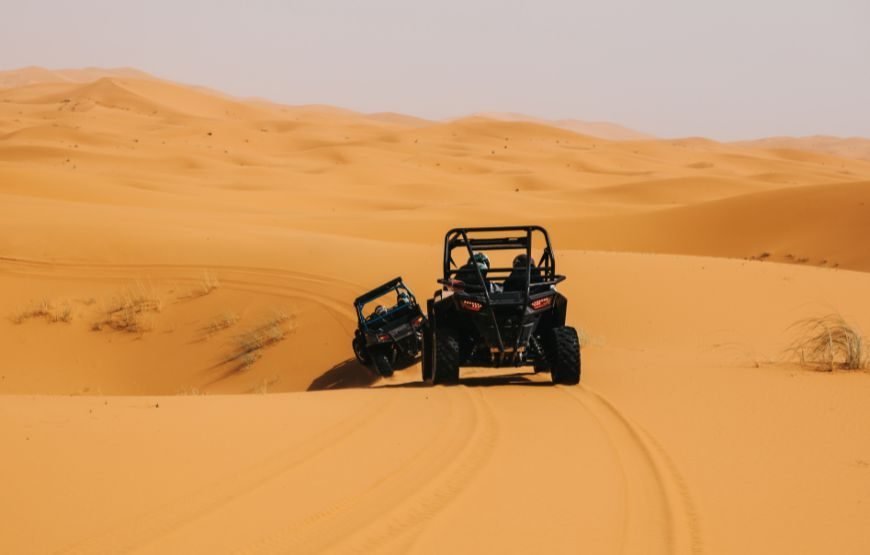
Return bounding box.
[561,180,870,270]
[1,68,869,554]
[735,135,870,163]
[473,111,655,140]
[0,66,153,88]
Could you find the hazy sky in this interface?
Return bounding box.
[2,0,868,139]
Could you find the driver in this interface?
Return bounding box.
[367,305,387,321]
[455,252,502,293]
[455,252,490,288]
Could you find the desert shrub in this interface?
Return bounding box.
[202,311,239,338]
[92,282,162,333]
[179,271,220,300]
[787,314,867,371]
[196,271,220,297]
[11,299,73,324]
[225,310,292,371]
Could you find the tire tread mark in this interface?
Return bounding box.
[60,397,394,555]
[563,385,703,555]
[363,387,500,554]
[233,387,497,555]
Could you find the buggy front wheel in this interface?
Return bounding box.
[422,326,434,383]
[352,336,371,366]
[433,327,460,385]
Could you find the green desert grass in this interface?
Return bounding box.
[11,299,73,324]
[787,314,868,371]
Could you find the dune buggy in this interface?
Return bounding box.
[352,277,427,377]
[422,226,581,385]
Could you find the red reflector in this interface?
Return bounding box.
[377,333,391,342]
[460,299,484,312]
[530,296,553,310]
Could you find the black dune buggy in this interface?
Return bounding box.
[422,226,581,385]
[352,277,427,377]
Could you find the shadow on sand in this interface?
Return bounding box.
[377,371,553,389]
[308,358,552,391]
[307,359,379,391]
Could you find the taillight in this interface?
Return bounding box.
[530,296,553,310]
[377,333,391,342]
[411,316,424,328]
[460,299,484,312]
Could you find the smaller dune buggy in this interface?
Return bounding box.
[352,277,427,377]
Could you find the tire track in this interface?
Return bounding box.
[60,396,394,555]
[231,387,497,555]
[556,385,633,554]
[351,388,499,554]
[0,256,363,290]
[0,256,360,336]
[558,385,703,555]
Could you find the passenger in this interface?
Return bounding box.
[504,253,545,292]
[396,291,413,306]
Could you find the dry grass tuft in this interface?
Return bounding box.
[225,310,293,372]
[787,314,868,371]
[176,387,205,396]
[92,282,162,333]
[250,376,280,394]
[202,311,240,338]
[179,271,220,300]
[11,299,73,324]
[195,271,220,296]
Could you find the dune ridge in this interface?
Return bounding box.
[1,67,869,554]
[472,111,655,140]
[734,135,870,162]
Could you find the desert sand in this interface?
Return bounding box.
[1,68,869,554]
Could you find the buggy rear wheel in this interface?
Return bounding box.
[548,326,581,385]
[371,350,394,378]
[433,327,460,385]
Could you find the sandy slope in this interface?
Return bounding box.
[472,112,654,140]
[560,180,870,270]
[1,69,869,554]
[735,136,870,163]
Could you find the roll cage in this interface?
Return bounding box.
[439,225,565,295]
[354,277,419,332]
[436,225,567,358]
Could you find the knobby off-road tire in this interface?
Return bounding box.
[548,326,581,385]
[371,350,394,378]
[433,327,460,385]
[352,336,371,366]
[422,326,434,383]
